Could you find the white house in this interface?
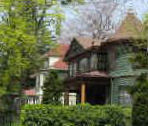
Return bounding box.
[23,43,77,105]
[35,44,69,104]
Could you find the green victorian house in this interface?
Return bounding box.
[64,13,146,106]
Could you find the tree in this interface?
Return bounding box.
[0,0,57,111]
[42,71,64,105]
[129,14,148,126]
[0,0,83,111]
[130,74,148,126]
[59,0,117,42]
[78,0,117,39]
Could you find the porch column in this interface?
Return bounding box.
[81,83,86,104]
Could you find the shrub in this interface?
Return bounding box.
[21,104,131,126]
[42,71,64,105]
[129,74,148,126]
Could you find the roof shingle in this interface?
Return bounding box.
[108,13,142,41]
[46,44,69,57]
[52,58,68,70]
[75,37,101,49]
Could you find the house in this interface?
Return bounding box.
[22,89,37,104]
[35,43,69,104]
[22,43,69,104]
[64,13,145,106]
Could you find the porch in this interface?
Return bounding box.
[65,71,111,105]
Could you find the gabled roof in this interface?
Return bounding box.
[109,12,142,41]
[42,43,69,71]
[76,71,109,78]
[64,37,102,61]
[46,43,69,57]
[64,13,143,61]
[75,37,101,49]
[52,58,68,70]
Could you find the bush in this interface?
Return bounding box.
[129,74,148,126]
[21,104,131,126]
[42,71,64,105]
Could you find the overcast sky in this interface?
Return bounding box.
[57,0,148,43]
[0,0,148,43]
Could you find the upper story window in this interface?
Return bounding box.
[79,58,88,72]
[98,52,108,71]
[73,62,77,75]
[69,62,77,77]
[90,54,98,70]
[69,63,73,77]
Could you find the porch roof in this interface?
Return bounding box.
[76,71,109,78]
[65,71,110,90]
[66,71,110,83]
[23,89,36,96]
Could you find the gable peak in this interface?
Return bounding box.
[109,12,142,41]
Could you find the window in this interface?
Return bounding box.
[69,63,73,77]
[119,90,132,106]
[69,62,78,77]
[73,63,77,75]
[79,58,88,72]
[90,54,98,70]
[98,52,108,71]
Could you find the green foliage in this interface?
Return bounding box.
[0,0,55,110]
[123,108,132,126]
[42,71,64,105]
[21,104,131,126]
[129,74,148,126]
[131,13,148,69]
[61,0,84,5]
[0,0,84,111]
[129,13,148,126]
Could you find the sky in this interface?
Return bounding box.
[0,0,148,43]
[57,0,148,43]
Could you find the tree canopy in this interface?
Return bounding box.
[0,0,83,110]
[130,13,148,126]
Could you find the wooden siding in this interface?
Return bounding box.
[111,77,136,104]
[110,45,136,105]
[110,53,134,77]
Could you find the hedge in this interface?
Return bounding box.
[21,104,131,126]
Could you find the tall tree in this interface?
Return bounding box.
[130,14,148,126]
[0,0,53,111]
[0,0,83,110]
